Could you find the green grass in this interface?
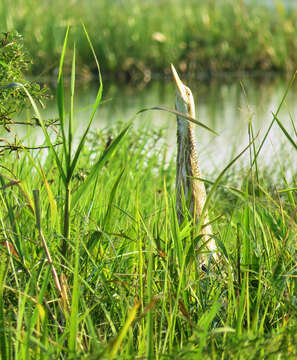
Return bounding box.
[0,29,297,359]
[1,0,297,78]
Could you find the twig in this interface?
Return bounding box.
[0,179,21,190]
[0,142,62,154]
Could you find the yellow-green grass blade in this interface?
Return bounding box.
[9,82,66,185]
[198,135,258,235]
[272,112,297,152]
[103,168,126,230]
[68,234,80,355]
[68,43,76,166]
[138,106,218,135]
[56,26,70,165]
[69,25,103,178]
[0,259,8,360]
[71,122,130,209]
[107,302,140,360]
[250,70,297,169]
[40,167,58,228]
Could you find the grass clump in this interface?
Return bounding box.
[0,28,297,359]
[1,0,297,78]
[1,115,296,359]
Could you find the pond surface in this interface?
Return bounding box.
[7,73,297,180]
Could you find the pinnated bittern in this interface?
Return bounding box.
[171,64,216,256]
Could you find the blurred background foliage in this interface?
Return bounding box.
[0,0,297,79]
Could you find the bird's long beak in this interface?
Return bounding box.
[171,64,185,98]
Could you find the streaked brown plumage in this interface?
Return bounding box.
[171,64,216,255]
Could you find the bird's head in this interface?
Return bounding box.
[171,64,195,117]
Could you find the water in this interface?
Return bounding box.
[5,74,297,180]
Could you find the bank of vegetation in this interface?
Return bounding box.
[1,0,297,79]
[0,27,297,359]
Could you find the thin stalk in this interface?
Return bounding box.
[62,186,71,257]
[0,260,7,360]
[68,44,76,158]
[33,190,65,305]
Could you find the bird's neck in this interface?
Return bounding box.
[176,115,200,178]
[176,103,203,223]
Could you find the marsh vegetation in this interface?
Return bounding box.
[2,0,297,78]
[0,3,297,359]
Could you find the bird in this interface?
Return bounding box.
[171,64,217,258]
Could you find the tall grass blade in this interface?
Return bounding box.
[40,167,58,227]
[33,190,63,298]
[146,240,154,360]
[272,112,297,151]
[196,297,221,358]
[0,259,7,360]
[107,302,140,360]
[81,23,102,85]
[289,112,297,137]
[251,70,297,168]
[68,235,80,354]
[199,134,259,233]
[19,147,58,226]
[24,266,50,359]
[103,168,125,229]
[68,43,76,161]
[71,123,131,209]
[57,26,70,163]
[11,82,66,185]
[69,25,103,178]
[0,174,22,260]
[138,106,218,135]
[68,86,102,178]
